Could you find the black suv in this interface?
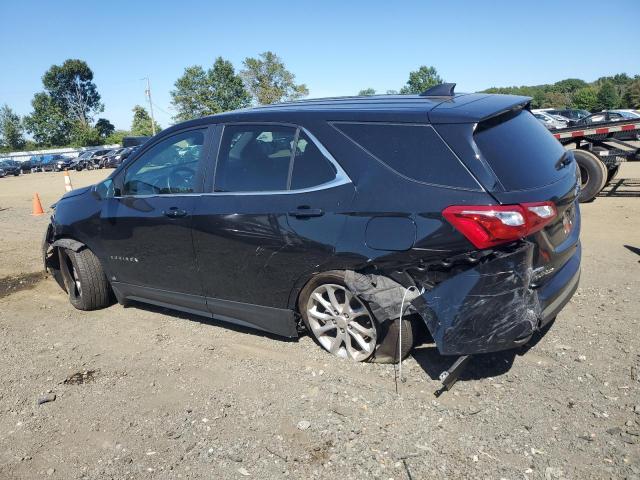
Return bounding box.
[0,159,21,176]
[43,87,581,363]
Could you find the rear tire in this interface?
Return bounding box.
[298,271,414,363]
[574,149,607,203]
[60,248,111,311]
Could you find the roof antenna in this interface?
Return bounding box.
[419,83,456,97]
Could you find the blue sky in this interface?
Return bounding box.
[1,0,638,130]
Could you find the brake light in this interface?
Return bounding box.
[442,201,557,249]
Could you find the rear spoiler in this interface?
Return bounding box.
[428,93,531,124]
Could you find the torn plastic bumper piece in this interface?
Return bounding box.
[411,243,542,356]
[344,270,421,323]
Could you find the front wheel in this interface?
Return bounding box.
[298,271,414,363]
[59,248,112,311]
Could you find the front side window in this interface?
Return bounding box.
[121,129,205,195]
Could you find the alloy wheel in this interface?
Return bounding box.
[306,284,377,361]
[71,265,82,297]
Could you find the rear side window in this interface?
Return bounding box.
[474,110,566,190]
[333,122,478,189]
[290,131,337,190]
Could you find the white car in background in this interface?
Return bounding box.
[532,109,568,130]
[607,109,640,119]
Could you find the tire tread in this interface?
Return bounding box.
[67,248,111,310]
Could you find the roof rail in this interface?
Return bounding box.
[419,83,456,97]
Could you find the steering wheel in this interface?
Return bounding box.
[167,166,196,193]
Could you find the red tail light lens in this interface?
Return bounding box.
[442,201,557,249]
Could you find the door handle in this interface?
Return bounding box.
[288,206,324,218]
[163,207,188,218]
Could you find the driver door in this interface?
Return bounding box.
[99,127,212,312]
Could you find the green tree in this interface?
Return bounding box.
[400,66,443,94]
[171,66,208,121]
[241,51,308,104]
[596,81,620,110]
[553,78,588,94]
[95,118,115,138]
[171,57,251,122]
[207,57,251,112]
[42,59,103,126]
[106,129,131,145]
[70,123,101,147]
[542,91,570,108]
[623,79,640,108]
[597,73,633,87]
[358,88,376,96]
[24,92,71,146]
[571,87,599,111]
[131,105,161,136]
[386,89,399,95]
[531,89,547,109]
[0,104,26,150]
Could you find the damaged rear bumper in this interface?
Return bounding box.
[412,242,581,356]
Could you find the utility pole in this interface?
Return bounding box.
[144,77,157,136]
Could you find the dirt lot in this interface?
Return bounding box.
[0,164,639,480]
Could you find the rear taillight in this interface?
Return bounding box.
[442,201,557,249]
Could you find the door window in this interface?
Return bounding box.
[121,129,205,195]
[215,125,296,192]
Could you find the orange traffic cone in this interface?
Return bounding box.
[63,170,73,192]
[32,193,45,216]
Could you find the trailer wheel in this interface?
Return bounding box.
[574,150,607,203]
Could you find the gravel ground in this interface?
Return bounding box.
[0,164,639,479]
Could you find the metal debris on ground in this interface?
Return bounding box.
[63,370,97,385]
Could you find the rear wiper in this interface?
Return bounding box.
[555,153,573,170]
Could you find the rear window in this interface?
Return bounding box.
[474,110,567,190]
[333,122,479,189]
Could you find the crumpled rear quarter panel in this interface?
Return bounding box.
[412,243,541,355]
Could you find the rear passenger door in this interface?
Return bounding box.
[192,123,354,331]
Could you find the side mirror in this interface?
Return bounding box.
[93,179,114,200]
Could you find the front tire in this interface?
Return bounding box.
[60,248,112,311]
[298,271,414,363]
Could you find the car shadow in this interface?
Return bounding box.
[410,319,556,383]
[124,299,558,382]
[125,300,300,343]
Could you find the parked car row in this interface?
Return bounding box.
[532,108,640,140]
[0,146,139,178]
[533,108,640,128]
